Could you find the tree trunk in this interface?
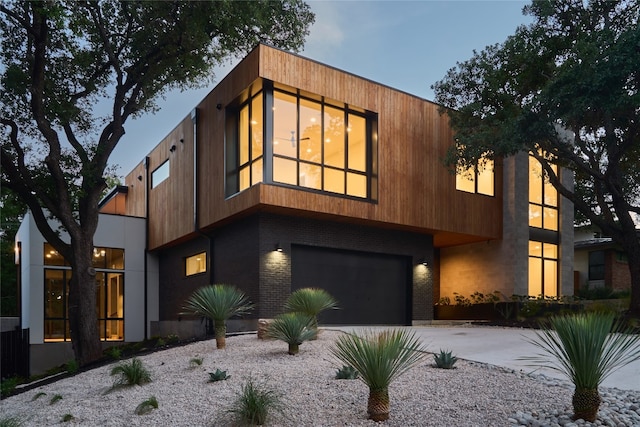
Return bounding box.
[367,387,390,421]
[214,322,226,349]
[287,342,299,355]
[572,388,600,422]
[67,239,102,367]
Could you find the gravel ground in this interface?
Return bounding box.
[0,330,638,427]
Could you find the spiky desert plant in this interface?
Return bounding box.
[110,358,152,387]
[135,396,159,415]
[523,312,640,422]
[228,377,283,426]
[433,349,458,369]
[266,312,316,355]
[330,329,427,421]
[181,284,254,349]
[284,288,338,337]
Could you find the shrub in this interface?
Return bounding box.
[523,312,640,422]
[0,377,19,398]
[31,391,46,401]
[135,396,159,415]
[181,284,254,349]
[189,357,203,368]
[110,358,152,387]
[65,359,78,374]
[335,365,359,379]
[228,377,283,426]
[266,312,316,355]
[433,350,458,369]
[105,346,122,360]
[61,414,74,422]
[49,394,63,405]
[331,329,427,421]
[0,417,23,427]
[208,369,230,382]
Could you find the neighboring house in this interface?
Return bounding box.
[15,44,574,375]
[574,225,632,293]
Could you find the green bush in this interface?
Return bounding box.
[208,369,230,382]
[135,396,159,415]
[49,394,63,405]
[110,358,152,387]
[31,391,46,401]
[0,376,19,398]
[433,350,458,369]
[189,357,203,368]
[335,365,359,379]
[228,377,283,426]
[65,359,78,374]
[61,414,74,422]
[105,346,122,360]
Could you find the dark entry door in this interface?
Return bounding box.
[291,245,411,325]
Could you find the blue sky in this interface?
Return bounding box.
[111,1,533,176]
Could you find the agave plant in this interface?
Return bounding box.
[433,349,458,369]
[267,312,316,355]
[284,288,338,337]
[181,284,254,349]
[330,329,427,421]
[522,312,640,422]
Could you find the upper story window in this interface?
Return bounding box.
[186,252,207,276]
[529,154,558,231]
[226,81,378,200]
[151,160,170,188]
[455,158,494,196]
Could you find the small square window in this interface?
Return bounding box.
[186,252,206,276]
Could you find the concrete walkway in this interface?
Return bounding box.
[331,325,640,392]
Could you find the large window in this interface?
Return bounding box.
[529,155,558,231]
[226,81,378,200]
[455,159,494,196]
[44,244,125,342]
[528,241,558,297]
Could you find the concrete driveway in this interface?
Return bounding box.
[331,325,640,392]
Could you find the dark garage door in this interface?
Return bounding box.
[291,245,411,325]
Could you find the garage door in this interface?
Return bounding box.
[291,245,411,325]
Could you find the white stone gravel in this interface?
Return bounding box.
[1,330,638,426]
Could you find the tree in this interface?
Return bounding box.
[0,187,26,316]
[0,0,314,366]
[432,0,640,316]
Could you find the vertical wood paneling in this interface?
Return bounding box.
[140,44,502,250]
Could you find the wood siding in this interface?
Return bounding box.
[136,44,503,250]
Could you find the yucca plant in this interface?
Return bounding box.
[110,358,152,387]
[284,288,338,338]
[228,377,283,426]
[522,312,640,422]
[181,284,254,349]
[330,329,427,421]
[266,312,316,355]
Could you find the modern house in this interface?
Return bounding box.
[15,44,574,375]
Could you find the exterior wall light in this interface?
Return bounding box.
[275,242,283,252]
[419,258,428,266]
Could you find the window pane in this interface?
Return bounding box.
[106,248,124,270]
[324,106,345,168]
[347,172,367,198]
[528,257,542,297]
[299,99,322,163]
[273,92,298,158]
[44,320,66,341]
[252,158,263,186]
[300,163,321,190]
[477,160,494,196]
[107,273,124,319]
[45,270,65,318]
[529,204,542,228]
[347,114,366,171]
[239,166,250,191]
[251,94,263,160]
[544,259,558,297]
[456,167,475,193]
[96,272,106,318]
[186,252,207,276]
[324,168,345,194]
[239,105,249,165]
[529,156,542,204]
[106,320,124,341]
[273,157,297,185]
[589,250,605,280]
[151,160,169,188]
[543,243,558,259]
[529,241,542,257]
[44,243,66,266]
[544,207,558,231]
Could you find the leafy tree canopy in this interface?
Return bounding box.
[0,0,314,365]
[432,0,640,315]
